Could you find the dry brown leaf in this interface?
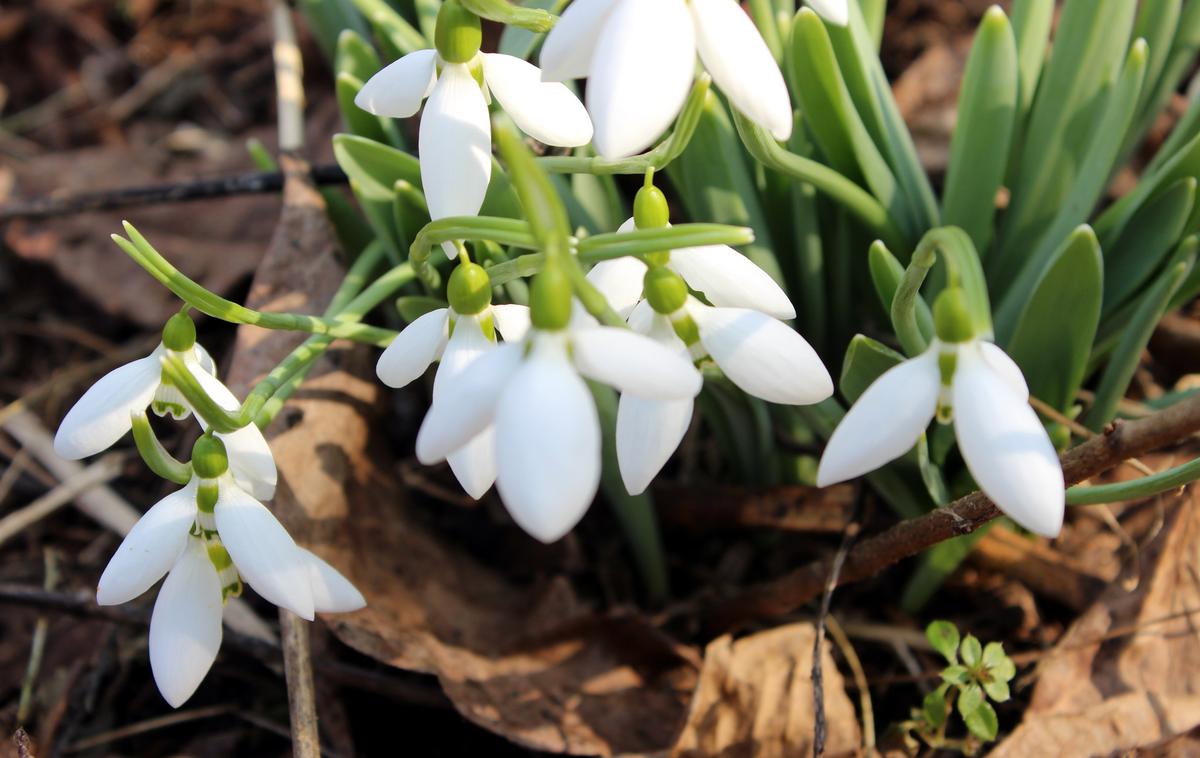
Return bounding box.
[671,623,861,758]
[893,41,969,176]
[990,490,1200,757]
[222,158,699,756]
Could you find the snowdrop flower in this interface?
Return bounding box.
[96,436,364,707]
[53,312,277,499]
[413,267,702,542]
[541,0,842,159]
[587,187,832,492]
[376,263,531,498]
[355,0,593,225]
[816,289,1065,537]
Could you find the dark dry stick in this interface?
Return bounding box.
[812,522,858,758]
[704,391,1200,631]
[0,165,348,221]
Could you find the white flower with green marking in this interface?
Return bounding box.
[412,266,702,542]
[95,436,364,708]
[587,187,832,494]
[355,1,592,225]
[376,263,531,499]
[816,291,1065,537]
[540,0,845,159]
[53,313,277,499]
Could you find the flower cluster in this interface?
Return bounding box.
[54,313,364,707]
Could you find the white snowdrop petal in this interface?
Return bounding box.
[215,424,278,501]
[192,344,217,376]
[433,315,491,399]
[586,255,648,318]
[807,0,849,26]
[539,0,616,80]
[616,395,693,495]
[573,327,702,399]
[446,427,499,499]
[670,244,795,319]
[491,303,532,342]
[587,0,697,159]
[376,309,449,388]
[979,341,1030,402]
[214,484,314,620]
[300,548,366,613]
[691,0,793,140]
[692,306,833,405]
[53,352,161,459]
[482,54,594,147]
[815,349,940,487]
[495,343,601,542]
[419,63,492,220]
[149,538,223,708]
[354,49,438,117]
[184,361,279,501]
[627,299,658,334]
[954,348,1065,538]
[96,481,198,606]
[416,342,523,464]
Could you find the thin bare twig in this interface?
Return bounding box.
[812,522,858,758]
[0,165,348,222]
[0,454,124,549]
[703,390,1200,630]
[825,615,876,756]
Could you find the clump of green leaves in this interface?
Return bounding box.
[894,621,1017,755]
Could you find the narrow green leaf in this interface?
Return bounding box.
[297,0,370,61]
[336,73,397,146]
[334,134,423,259]
[943,7,1018,254]
[839,334,903,404]
[335,28,382,82]
[858,0,885,51]
[1008,0,1054,123]
[790,181,827,351]
[964,701,1000,742]
[1104,176,1195,312]
[350,0,428,55]
[791,9,914,240]
[1095,126,1200,248]
[667,93,783,285]
[1125,0,1200,157]
[1005,227,1102,411]
[829,1,940,233]
[992,39,1146,330]
[926,620,962,665]
[1086,256,1193,430]
[999,0,1137,268]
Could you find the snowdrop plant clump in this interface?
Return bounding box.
[56,0,1200,716]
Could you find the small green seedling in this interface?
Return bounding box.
[893,620,1017,755]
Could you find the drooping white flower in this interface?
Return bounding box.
[816,337,1065,537]
[376,300,530,498]
[414,309,702,542]
[586,216,832,493]
[541,0,821,159]
[356,28,592,223]
[96,437,364,707]
[53,314,277,499]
